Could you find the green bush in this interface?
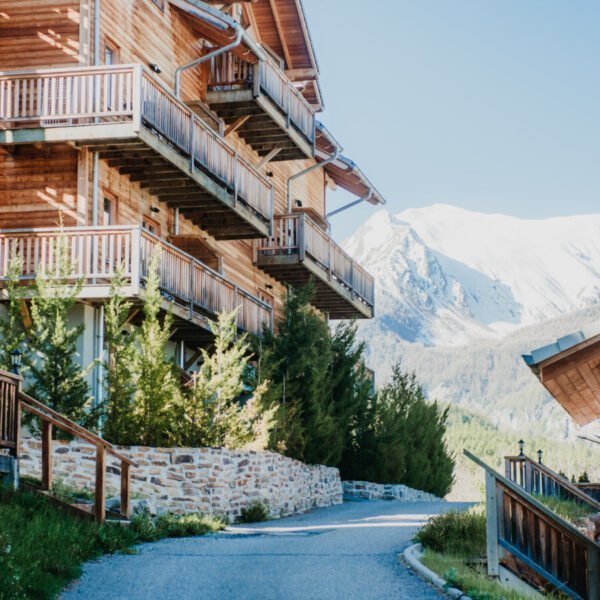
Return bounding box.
[414,506,486,555]
[237,500,270,523]
[532,494,593,526]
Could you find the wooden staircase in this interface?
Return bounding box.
[0,369,136,524]
[466,450,600,599]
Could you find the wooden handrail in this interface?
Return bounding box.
[467,449,600,599]
[505,455,600,512]
[19,392,135,466]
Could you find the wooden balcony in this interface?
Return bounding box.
[255,214,374,319]
[206,54,315,161]
[0,226,272,343]
[0,64,273,240]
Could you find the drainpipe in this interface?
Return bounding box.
[287,148,341,213]
[92,0,101,226]
[175,28,243,98]
[327,187,373,219]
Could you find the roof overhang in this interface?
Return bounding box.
[170,0,259,62]
[523,322,600,426]
[315,122,386,207]
[246,0,323,110]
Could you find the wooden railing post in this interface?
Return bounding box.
[120,461,131,519]
[298,214,305,261]
[130,227,141,294]
[132,65,142,132]
[41,421,53,491]
[95,444,106,523]
[485,470,500,577]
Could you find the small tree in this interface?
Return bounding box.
[129,250,182,446]
[27,235,92,425]
[180,310,274,449]
[101,270,137,444]
[0,257,27,370]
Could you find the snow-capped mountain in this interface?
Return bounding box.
[344,204,600,347]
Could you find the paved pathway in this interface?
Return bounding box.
[62,500,469,600]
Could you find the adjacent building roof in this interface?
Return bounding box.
[523,321,600,426]
[315,122,386,207]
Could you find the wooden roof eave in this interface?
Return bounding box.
[170,0,259,62]
[523,325,600,426]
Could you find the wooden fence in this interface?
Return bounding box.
[0,371,21,458]
[466,450,600,599]
[505,455,600,512]
[0,225,273,336]
[0,64,273,224]
[257,214,375,307]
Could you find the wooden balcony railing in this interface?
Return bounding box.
[0,64,273,225]
[467,450,600,599]
[257,214,375,308]
[505,455,600,512]
[208,53,315,143]
[0,226,272,336]
[0,371,21,458]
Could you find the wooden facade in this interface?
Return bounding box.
[0,0,382,375]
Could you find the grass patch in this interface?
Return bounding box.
[532,494,593,527]
[414,505,486,555]
[237,500,270,523]
[0,485,225,599]
[421,549,533,600]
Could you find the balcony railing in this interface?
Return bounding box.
[257,214,374,309]
[0,226,272,336]
[0,64,273,227]
[208,53,315,143]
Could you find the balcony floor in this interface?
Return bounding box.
[0,123,269,241]
[205,90,313,162]
[256,254,373,319]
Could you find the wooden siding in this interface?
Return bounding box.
[0,0,82,69]
[0,144,81,228]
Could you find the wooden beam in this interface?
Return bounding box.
[256,147,282,169]
[269,0,293,69]
[41,421,53,491]
[224,115,251,138]
[95,445,106,523]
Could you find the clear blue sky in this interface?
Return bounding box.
[303,0,600,240]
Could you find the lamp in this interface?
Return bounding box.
[537,449,543,464]
[295,199,303,208]
[10,348,22,375]
[518,439,525,458]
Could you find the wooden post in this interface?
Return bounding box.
[298,215,305,261]
[130,227,141,294]
[588,546,600,600]
[41,421,53,491]
[524,460,532,493]
[120,461,131,519]
[131,65,142,132]
[486,470,500,577]
[95,444,106,523]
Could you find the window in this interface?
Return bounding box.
[103,196,115,225]
[143,216,161,236]
[104,40,119,66]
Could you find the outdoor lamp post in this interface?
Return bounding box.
[537,449,543,464]
[518,439,525,458]
[10,348,22,375]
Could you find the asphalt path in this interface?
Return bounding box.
[62,499,470,600]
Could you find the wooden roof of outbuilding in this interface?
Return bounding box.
[523,323,600,426]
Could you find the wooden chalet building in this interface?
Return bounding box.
[0,0,384,399]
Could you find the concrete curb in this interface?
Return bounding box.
[403,543,471,600]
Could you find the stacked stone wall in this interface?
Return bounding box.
[342,480,442,502]
[19,437,343,519]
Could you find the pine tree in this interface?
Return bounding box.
[27,234,92,425]
[260,283,337,464]
[129,250,182,446]
[0,257,27,370]
[180,310,275,449]
[101,270,137,444]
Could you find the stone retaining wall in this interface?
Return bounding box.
[19,437,343,520]
[342,480,442,502]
